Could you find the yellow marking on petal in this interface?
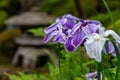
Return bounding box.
[93,33,101,42]
[86,25,89,28]
[95,38,100,42]
[66,35,69,39]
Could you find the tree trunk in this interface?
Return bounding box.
[74,0,85,18]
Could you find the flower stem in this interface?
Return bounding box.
[102,0,117,32]
[89,59,92,73]
[58,44,62,80]
[112,41,120,80]
[97,62,101,80]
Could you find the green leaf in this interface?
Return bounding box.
[28,28,45,37]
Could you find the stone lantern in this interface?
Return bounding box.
[5,8,58,68]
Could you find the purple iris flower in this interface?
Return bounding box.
[54,28,76,52]
[71,20,102,47]
[86,71,102,80]
[103,41,116,56]
[56,14,80,29]
[44,14,103,52]
[104,41,120,56]
[108,42,116,56]
[44,14,79,52]
[44,23,63,43]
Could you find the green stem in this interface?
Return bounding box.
[116,64,120,80]
[89,59,92,73]
[58,44,62,80]
[105,41,115,80]
[112,41,120,80]
[97,62,101,80]
[102,0,117,32]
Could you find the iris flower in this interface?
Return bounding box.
[71,20,102,47]
[86,71,102,80]
[44,14,79,52]
[104,41,120,56]
[84,27,120,62]
[105,41,116,56]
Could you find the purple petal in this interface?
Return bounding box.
[71,22,81,35]
[61,14,80,29]
[56,18,67,25]
[103,41,116,56]
[108,42,115,53]
[72,30,86,47]
[88,23,101,32]
[53,33,65,43]
[63,14,80,20]
[44,23,58,34]
[64,18,76,29]
[80,20,101,34]
[80,20,87,26]
[87,20,102,25]
[108,42,116,56]
[44,32,53,43]
[86,71,97,78]
[64,37,76,52]
[82,24,100,35]
[86,71,102,80]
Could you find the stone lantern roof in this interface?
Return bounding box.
[5,11,56,26]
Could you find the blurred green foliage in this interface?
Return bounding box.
[108,19,120,28]
[7,46,117,80]
[0,0,8,30]
[0,29,20,44]
[41,0,78,17]
[107,0,120,10]
[0,10,7,28]
[0,0,21,31]
[28,28,45,37]
[0,0,8,8]
[41,0,120,18]
[89,9,120,27]
[7,72,43,80]
[107,19,120,34]
[0,29,21,56]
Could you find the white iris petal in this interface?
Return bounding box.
[85,34,106,62]
[85,38,95,58]
[103,30,120,41]
[85,27,120,62]
[98,27,105,35]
